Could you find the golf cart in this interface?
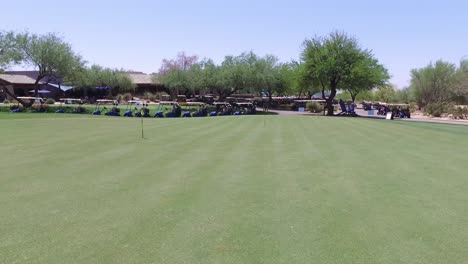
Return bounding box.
[388,103,411,118]
[56,98,85,114]
[93,99,120,116]
[233,102,256,115]
[213,102,232,116]
[155,101,181,118]
[59,98,83,105]
[187,102,208,117]
[362,101,373,110]
[376,102,389,116]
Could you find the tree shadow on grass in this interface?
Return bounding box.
[255,111,279,115]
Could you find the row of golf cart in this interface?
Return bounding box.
[362,101,411,118]
[90,100,256,118]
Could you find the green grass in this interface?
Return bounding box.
[1,113,467,263]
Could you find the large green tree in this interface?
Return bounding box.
[452,60,468,104]
[410,60,458,107]
[251,54,285,102]
[301,31,389,115]
[0,31,84,106]
[343,56,389,103]
[73,65,135,96]
[156,52,198,98]
[0,31,22,70]
[218,52,257,100]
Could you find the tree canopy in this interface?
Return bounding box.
[0,31,85,105]
[409,60,459,107]
[73,65,135,95]
[301,31,389,115]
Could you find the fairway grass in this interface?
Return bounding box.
[1,114,467,263]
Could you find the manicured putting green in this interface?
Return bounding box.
[1,114,467,263]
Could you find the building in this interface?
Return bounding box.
[0,71,67,100]
[0,71,163,101]
[126,71,163,94]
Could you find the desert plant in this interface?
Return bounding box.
[409,102,418,113]
[116,93,132,102]
[45,98,55,104]
[450,106,468,119]
[306,101,323,113]
[425,103,452,117]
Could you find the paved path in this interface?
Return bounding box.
[262,108,468,126]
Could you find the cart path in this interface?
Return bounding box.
[261,108,468,126]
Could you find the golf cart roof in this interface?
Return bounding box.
[213,102,231,105]
[59,98,82,101]
[158,101,178,105]
[235,102,254,106]
[17,96,42,100]
[294,99,326,103]
[96,99,116,103]
[186,102,206,106]
[127,100,143,104]
[388,103,409,107]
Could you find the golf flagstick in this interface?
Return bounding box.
[141,116,144,139]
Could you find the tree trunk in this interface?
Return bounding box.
[34,75,43,98]
[1,86,34,107]
[325,87,337,116]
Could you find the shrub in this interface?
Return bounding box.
[450,106,468,119]
[2,99,11,104]
[9,104,24,111]
[45,98,55,105]
[143,92,159,102]
[409,102,418,113]
[30,104,48,113]
[116,93,133,102]
[306,101,323,113]
[425,103,452,117]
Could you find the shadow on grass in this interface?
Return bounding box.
[255,111,279,115]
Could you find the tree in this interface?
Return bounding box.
[452,60,468,104]
[156,52,198,98]
[0,31,84,106]
[279,61,314,98]
[218,52,257,100]
[344,56,389,103]
[301,31,389,115]
[251,54,285,102]
[74,65,136,96]
[0,31,22,70]
[374,85,397,103]
[410,60,458,107]
[15,32,84,95]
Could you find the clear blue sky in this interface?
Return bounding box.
[2,0,467,88]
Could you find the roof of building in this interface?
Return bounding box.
[0,73,37,84]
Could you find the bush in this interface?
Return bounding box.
[2,99,11,104]
[30,104,48,113]
[450,106,468,119]
[142,92,159,102]
[116,93,133,102]
[45,98,55,105]
[9,104,24,111]
[46,105,93,114]
[306,101,323,113]
[425,103,452,117]
[409,102,418,113]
